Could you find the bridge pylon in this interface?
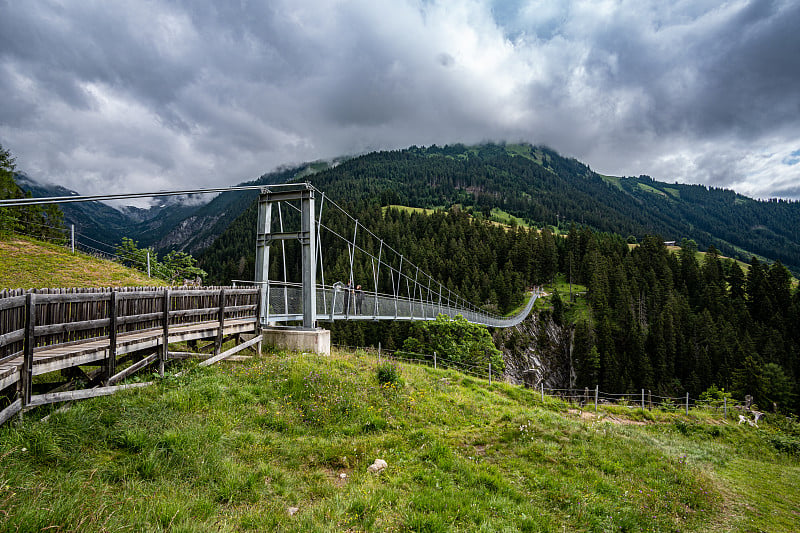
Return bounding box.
[255,182,317,329]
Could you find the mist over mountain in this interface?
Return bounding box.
[15,161,333,255]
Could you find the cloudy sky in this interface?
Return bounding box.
[1,0,799,201]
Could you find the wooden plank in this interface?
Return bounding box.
[116,312,163,325]
[199,335,261,367]
[160,289,169,376]
[221,304,257,313]
[26,382,152,408]
[115,291,165,300]
[36,293,112,304]
[0,399,22,426]
[168,351,253,362]
[21,293,35,406]
[0,295,26,311]
[107,291,117,380]
[32,349,108,376]
[214,288,225,355]
[0,329,25,348]
[117,339,160,356]
[167,351,200,359]
[30,334,108,353]
[168,307,220,319]
[107,353,159,385]
[34,317,111,336]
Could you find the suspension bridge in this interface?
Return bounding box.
[0,182,537,424]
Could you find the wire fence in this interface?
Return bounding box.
[334,343,499,382]
[333,343,755,421]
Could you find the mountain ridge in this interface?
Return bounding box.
[16,143,800,273]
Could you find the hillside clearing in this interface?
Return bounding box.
[1,349,797,532]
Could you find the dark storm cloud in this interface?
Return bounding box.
[0,0,798,200]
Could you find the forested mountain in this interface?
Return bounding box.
[299,143,800,274]
[200,142,800,284]
[202,199,800,412]
[14,173,175,248]
[17,143,800,274]
[198,143,800,413]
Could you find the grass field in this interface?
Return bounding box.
[0,235,167,289]
[383,205,442,216]
[1,348,797,532]
[535,274,591,322]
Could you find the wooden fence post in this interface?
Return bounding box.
[685,392,689,416]
[21,293,36,408]
[214,288,226,355]
[160,289,170,377]
[106,291,117,382]
[489,363,492,385]
[595,385,598,413]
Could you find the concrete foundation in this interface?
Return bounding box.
[261,327,331,355]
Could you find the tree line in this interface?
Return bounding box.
[565,230,799,413]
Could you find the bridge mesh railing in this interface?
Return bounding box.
[258,283,537,327]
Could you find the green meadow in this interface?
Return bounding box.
[1,348,798,532]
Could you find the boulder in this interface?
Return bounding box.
[367,458,387,473]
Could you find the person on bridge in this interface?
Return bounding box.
[355,284,363,314]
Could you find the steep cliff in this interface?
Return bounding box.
[495,312,575,390]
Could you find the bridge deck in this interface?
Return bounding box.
[0,318,257,392]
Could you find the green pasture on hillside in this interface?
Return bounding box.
[1,349,798,532]
[0,235,167,289]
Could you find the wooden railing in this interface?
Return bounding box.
[0,286,260,367]
[0,286,261,425]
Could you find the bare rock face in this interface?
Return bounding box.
[494,313,574,390]
[367,459,387,473]
[155,214,223,252]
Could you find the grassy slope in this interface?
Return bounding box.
[1,349,797,532]
[386,205,531,232]
[0,235,167,289]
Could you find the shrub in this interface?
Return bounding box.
[377,362,400,385]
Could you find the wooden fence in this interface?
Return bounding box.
[1,286,258,364]
[0,286,261,425]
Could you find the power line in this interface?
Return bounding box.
[0,183,304,207]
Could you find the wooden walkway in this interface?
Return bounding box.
[0,287,261,425]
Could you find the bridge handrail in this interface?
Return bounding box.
[238,278,488,314]
[241,280,538,328]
